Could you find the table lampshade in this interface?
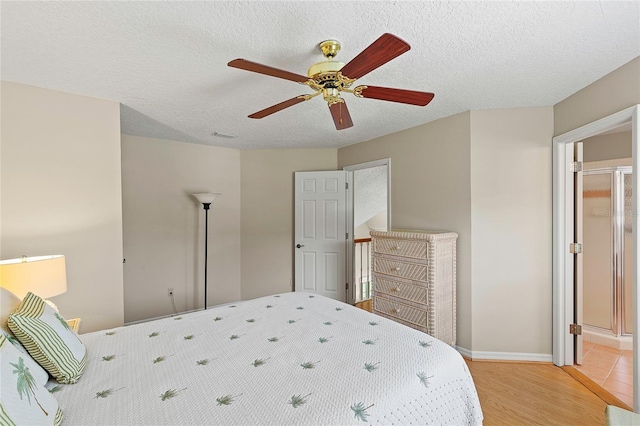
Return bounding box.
[0,255,67,299]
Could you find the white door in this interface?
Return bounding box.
[574,142,584,364]
[294,171,347,301]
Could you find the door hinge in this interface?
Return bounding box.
[569,323,582,335]
[570,161,583,172]
[346,232,349,240]
[569,243,582,254]
[345,182,349,189]
[346,282,349,290]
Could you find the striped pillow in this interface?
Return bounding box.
[8,292,87,384]
[0,334,64,425]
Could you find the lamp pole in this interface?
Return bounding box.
[192,193,221,311]
[202,202,210,310]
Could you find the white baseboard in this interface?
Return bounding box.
[456,346,473,359]
[455,346,552,363]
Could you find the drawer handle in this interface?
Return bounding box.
[393,266,401,272]
[392,245,401,250]
[390,287,400,292]
[392,308,400,314]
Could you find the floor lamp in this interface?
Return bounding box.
[192,193,221,310]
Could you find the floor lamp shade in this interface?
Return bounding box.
[193,193,221,205]
[0,255,67,299]
[192,193,221,310]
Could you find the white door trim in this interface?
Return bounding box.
[343,158,391,305]
[574,142,584,365]
[552,104,639,411]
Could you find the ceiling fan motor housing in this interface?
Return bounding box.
[307,61,345,79]
[307,60,354,104]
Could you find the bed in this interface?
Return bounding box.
[45,292,482,425]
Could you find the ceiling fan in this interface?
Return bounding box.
[227,33,435,130]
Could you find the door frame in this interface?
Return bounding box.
[553,104,639,411]
[343,158,392,305]
[574,142,583,365]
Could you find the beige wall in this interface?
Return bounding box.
[554,56,640,136]
[240,149,337,301]
[121,135,241,323]
[367,211,388,231]
[470,107,554,354]
[583,131,632,162]
[1,82,124,333]
[338,112,473,350]
[338,108,554,357]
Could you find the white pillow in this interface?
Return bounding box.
[0,287,22,333]
[0,334,63,425]
[0,329,49,386]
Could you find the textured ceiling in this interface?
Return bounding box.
[2,1,639,149]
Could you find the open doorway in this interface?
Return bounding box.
[344,159,391,310]
[574,129,634,408]
[553,105,639,412]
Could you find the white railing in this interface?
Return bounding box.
[354,238,372,302]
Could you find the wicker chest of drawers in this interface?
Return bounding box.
[371,229,457,345]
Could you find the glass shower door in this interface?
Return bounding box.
[583,171,614,332]
[623,171,633,335]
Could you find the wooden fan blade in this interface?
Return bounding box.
[228,59,309,83]
[248,96,308,119]
[339,33,410,80]
[329,101,353,130]
[357,85,434,106]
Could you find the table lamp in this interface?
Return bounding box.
[0,255,67,304]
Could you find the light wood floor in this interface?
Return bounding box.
[354,299,372,312]
[467,360,608,425]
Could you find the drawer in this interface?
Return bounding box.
[373,238,427,260]
[374,276,427,304]
[373,258,427,282]
[374,295,428,329]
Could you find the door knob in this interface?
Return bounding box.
[296,244,305,248]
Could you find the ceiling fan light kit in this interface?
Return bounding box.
[227,33,435,130]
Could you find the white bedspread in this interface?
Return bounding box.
[51,292,482,425]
